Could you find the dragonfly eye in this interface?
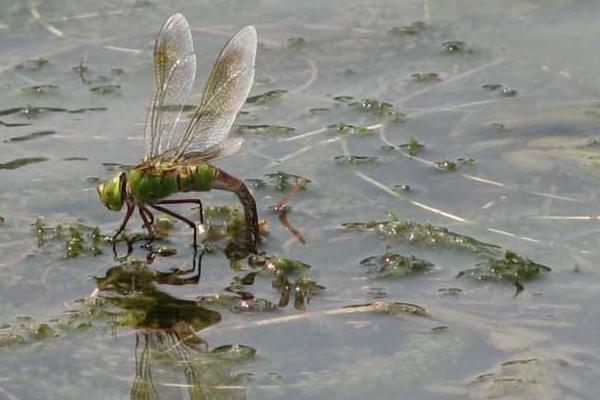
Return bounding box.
[97,174,125,211]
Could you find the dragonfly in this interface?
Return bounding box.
[97,13,259,253]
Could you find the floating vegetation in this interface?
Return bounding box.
[68,107,107,114]
[20,84,59,94]
[309,107,329,114]
[0,120,31,127]
[482,84,518,97]
[14,57,49,70]
[211,344,257,361]
[0,157,48,170]
[434,158,474,171]
[0,216,4,226]
[4,130,55,143]
[457,251,551,293]
[334,155,379,164]
[248,254,311,275]
[482,83,503,91]
[350,98,407,122]
[0,332,25,348]
[434,159,457,171]
[442,40,469,53]
[89,84,121,94]
[360,251,433,279]
[457,157,475,166]
[399,137,425,156]
[230,297,279,313]
[152,216,173,237]
[154,245,177,257]
[328,122,374,136]
[62,157,88,161]
[287,37,306,47]
[33,217,104,257]
[262,171,310,192]
[411,72,442,82]
[438,287,462,296]
[246,89,287,105]
[235,124,295,135]
[392,184,411,193]
[499,87,518,97]
[333,95,354,102]
[0,106,67,119]
[273,274,325,310]
[389,21,426,36]
[344,214,501,256]
[489,122,508,132]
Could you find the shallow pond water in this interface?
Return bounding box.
[2,0,600,398]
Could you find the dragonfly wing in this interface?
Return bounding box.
[143,13,196,160]
[172,25,257,161]
[181,137,243,163]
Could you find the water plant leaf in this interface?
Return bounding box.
[434,159,457,171]
[344,214,501,256]
[411,72,441,82]
[457,250,551,293]
[442,40,469,53]
[399,137,425,156]
[334,155,379,164]
[20,84,59,94]
[211,344,257,361]
[0,157,48,170]
[389,21,426,36]
[246,89,287,105]
[230,297,279,313]
[350,98,407,122]
[360,252,433,279]
[4,130,55,143]
[89,84,121,94]
[14,57,49,70]
[262,171,309,191]
[248,254,311,275]
[235,124,295,134]
[328,122,374,136]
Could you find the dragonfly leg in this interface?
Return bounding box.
[212,167,259,253]
[112,201,134,241]
[154,199,204,224]
[111,202,134,258]
[149,203,199,248]
[138,206,156,239]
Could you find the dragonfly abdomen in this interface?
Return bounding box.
[177,163,216,193]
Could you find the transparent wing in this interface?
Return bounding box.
[143,13,196,160]
[169,25,257,161]
[181,137,243,164]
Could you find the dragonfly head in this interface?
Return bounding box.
[97,172,127,211]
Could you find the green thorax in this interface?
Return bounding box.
[127,162,216,204]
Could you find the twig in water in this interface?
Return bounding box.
[272,177,310,244]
